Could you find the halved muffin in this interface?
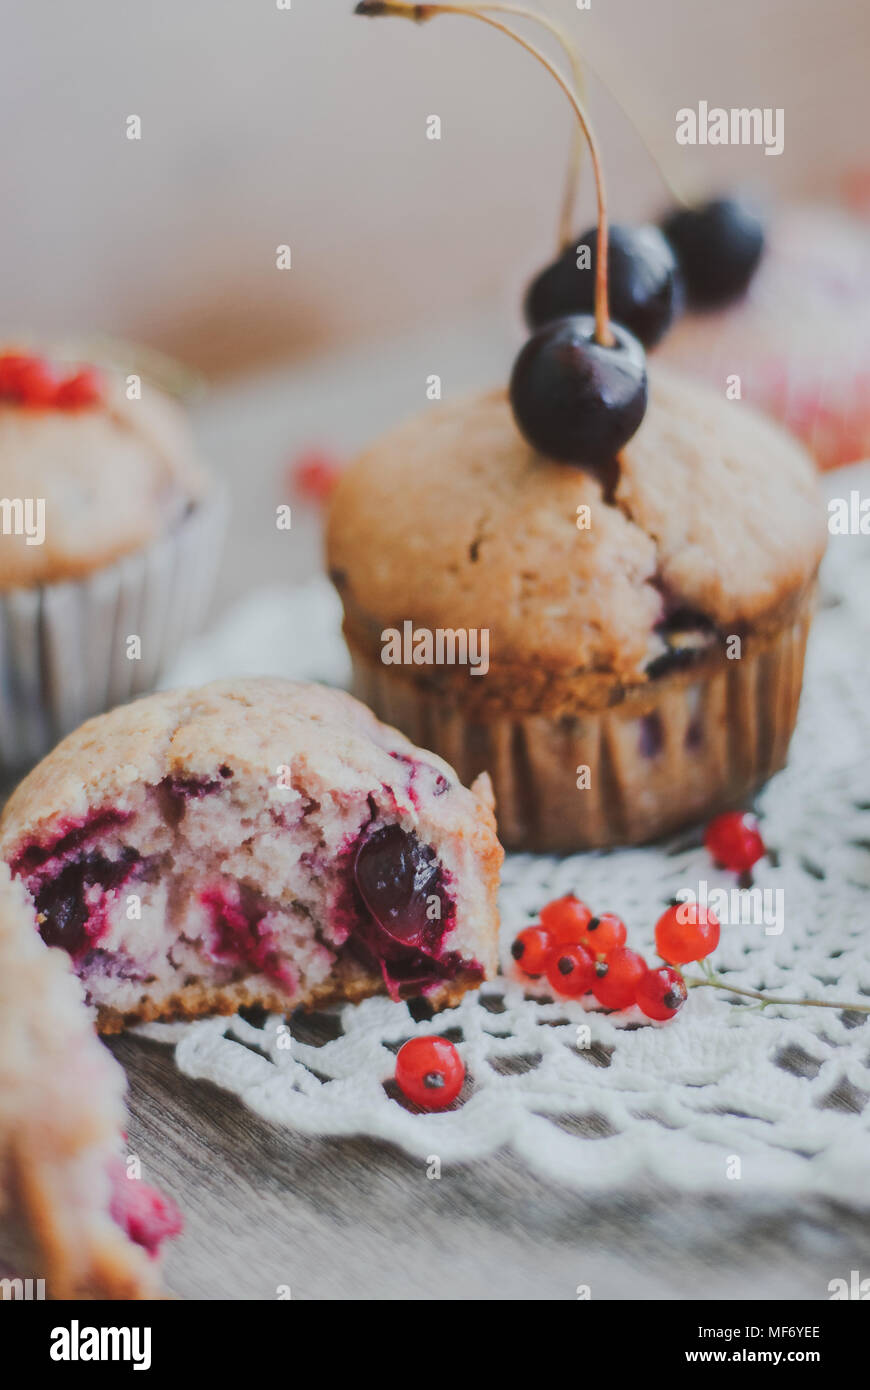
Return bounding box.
[1,678,502,1030]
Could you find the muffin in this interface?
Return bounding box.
[0,862,181,1298]
[327,366,827,852]
[0,677,502,1029]
[658,204,870,471]
[0,345,224,774]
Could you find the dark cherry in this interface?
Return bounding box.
[33,850,139,955]
[660,196,764,309]
[645,607,717,680]
[354,825,442,951]
[509,315,647,468]
[525,224,682,348]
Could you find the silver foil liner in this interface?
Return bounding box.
[0,488,226,776]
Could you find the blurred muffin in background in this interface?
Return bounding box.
[0,344,224,775]
[658,204,870,471]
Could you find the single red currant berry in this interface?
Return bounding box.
[636,966,688,1021]
[539,893,593,944]
[591,947,647,1011]
[511,925,554,976]
[0,353,35,401]
[654,902,720,965]
[54,368,103,410]
[291,448,342,503]
[579,911,627,956]
[704,811,765,873]
[17,358,59,407]
[545,942,595,998]
[394,1036,464,1111]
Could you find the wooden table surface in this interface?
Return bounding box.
[113,1030,870,1300]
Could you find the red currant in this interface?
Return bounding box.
[291,448,342,503]
[636,966,688,1021]
[539,894,592,944]
[545,942,595,998]
[394,1036,464,1111]
[511,925,554,976]
[54,368,103,410]
[0,353,56,405]
[0,354,31,400]
[17,359,58,406]
[704,811,765,873]
[591,947,647,1011]
[654,902,720,966]
[579,911,627,956]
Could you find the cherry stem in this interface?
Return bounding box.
[355,0,614,347]
[471,3,587,252]
[683,973,870,1015]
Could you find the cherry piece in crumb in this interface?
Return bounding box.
[509,315,647,469]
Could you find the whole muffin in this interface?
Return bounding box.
[327,366,827,852]
[0,346,224,772]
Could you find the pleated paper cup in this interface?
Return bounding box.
[0,487,226,778]
[346,592,815,853]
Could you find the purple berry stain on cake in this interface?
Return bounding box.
[646,605,717,680]
[388,751,451,806]
[199,885,296,990]
[340,822,481,999]
[638,712,664,759]
[12,808,131,875]
[11,811,144,959]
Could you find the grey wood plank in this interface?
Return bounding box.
[109,1034,870,1300]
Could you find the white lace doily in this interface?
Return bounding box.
[147,465,870,1200]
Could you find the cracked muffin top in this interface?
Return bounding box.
[327,366,826,685]
[0,348,208,590]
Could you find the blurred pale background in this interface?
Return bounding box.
[2,0,868,378]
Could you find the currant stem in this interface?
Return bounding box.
[683,974,870,1014]
[355,0,614,346]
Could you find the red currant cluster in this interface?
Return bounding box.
[0,352,103,411]
[512,811,766,1022]
[513,894,718,1020]
[391,812,768,1109]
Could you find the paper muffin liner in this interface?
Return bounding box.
[0,488,226,778]
[347,594,815,853]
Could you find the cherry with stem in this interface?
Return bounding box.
[355,0,613,346]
